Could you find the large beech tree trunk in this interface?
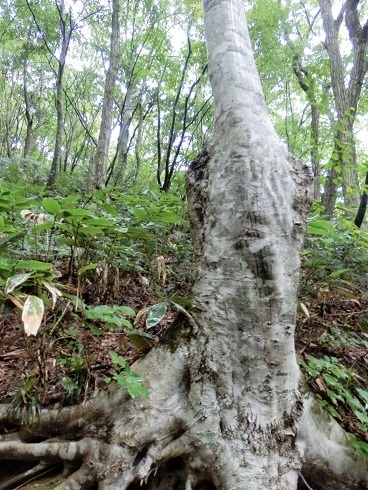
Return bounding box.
[1,1,367,489]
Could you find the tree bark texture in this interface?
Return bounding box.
[319,0,368,215]
[89,0,120,190]
[47,0,72,188]
[292,54,321,200]
[1,1,368,489]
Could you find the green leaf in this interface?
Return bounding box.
[42,197,61,215]
[5,272,32,294]
[113,369,149,398]
[170,296,195,308]
[307,219,336,236]
[153,210,184,223]
[329,268,350,278]
[78,263,100,275]
[31,221,54,232]
[146,302,168,329]
[0,231,26,249]
[133,208,149,221]
[88,325,103,336]
[0,258,17,271]
[83,218,114,227]
[59,237,76,246]
[63,208,92,217]
[93,190,106,201]
[119,305,136,317]
[125,227,154,239]
[15,260,52,271]
[102,203,119,217]
[355,410,368,425]
[60,195,79,205]
[170,301,196,324]
[356,388,368,406]
[109,350,127,368]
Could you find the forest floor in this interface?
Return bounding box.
[1,258,368,447]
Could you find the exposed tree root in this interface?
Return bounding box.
[297,395,368,490]
[0,462,58,490]
[1,330,368,489]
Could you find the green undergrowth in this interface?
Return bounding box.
[298,210,368,454]
[0,179,193,415]
[1,180,368,453]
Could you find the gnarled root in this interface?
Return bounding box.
[297,394,368,490]
[1,325,367,490]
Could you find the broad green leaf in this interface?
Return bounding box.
[0,216,4,231]
[355,410,368,425]
[356,388,368,406]
[170,296,195,308]
[76,226,104,235]
[15,260,52,271]
[146,302,168,329]
[102,203,119,217]
[63,208,92,217]
[83,218,114,227]
[5,272,32,294]
[329,268,350,278]
[42,197,61,215]
[153,210,184,223]
[114,370,149,398]
[59,237,76,246]
[93,190,106,201]
[109,350,127,368]
[307,219,337,236]
[0,231,26,249]
[0,258,17,271]
[170,301,196,324]
[31,221,54,232]
[133,208,149,221]
[78,263,100,275]
[60,195,79,205]
[22,295,44,336]
[125,227,154,239]
[89,325,103,335]
[119,306,136,317]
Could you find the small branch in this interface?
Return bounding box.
[299,473,315,490]
[0,462,59,490]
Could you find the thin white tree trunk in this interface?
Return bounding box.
[89,0,120,190]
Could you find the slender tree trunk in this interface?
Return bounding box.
[23,50,33,163]
[354,171,368,228]
[134,94,144,186]
[89,0,120,190]
[292,54,321,200]
[114,84,133,184]
[319,0,368,215]
[46,1,73,188]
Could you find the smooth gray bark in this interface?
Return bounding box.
[319,0,368,216]
[88,0,120,190]
[45,1,74,188]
